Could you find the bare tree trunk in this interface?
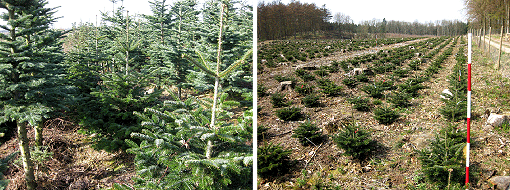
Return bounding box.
[507,1,510,34]
[34,120,44,146]
[498,25,504,70]
[479,28,482,48]
[18,122,36,190]
[489,26,492,54]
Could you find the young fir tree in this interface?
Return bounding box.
[292,121,322,146]
[417,124,466,188]
[119,1,253,189]
[332,122,376,161]
[72,5,167,152]
[440,47,467,121]
[143,0,199,99]
[0,1,71,189]
[191,0,253,96]
[258,142,292,180]
[124,91,252,189]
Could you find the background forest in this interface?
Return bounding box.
[0,0,253,189]
[257,1,468,40]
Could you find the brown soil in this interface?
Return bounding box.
[1,118,135,190]
[257,36,510,189]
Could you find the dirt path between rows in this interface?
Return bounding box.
[481,35,510,53]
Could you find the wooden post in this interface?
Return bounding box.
[479,28,482,48]
[488,26,492,54]
[498,25,504,70]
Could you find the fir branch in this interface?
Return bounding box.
[218,48,252,78]
[182,53,217,77]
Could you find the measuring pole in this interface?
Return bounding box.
[466,33,472,189]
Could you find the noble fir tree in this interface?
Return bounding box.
[143,0,199,99]
[440,47,467,121]
[190,0,253,96]
[0,0,72,189]
[72,4,164,152]
[417,124,466,188]
[116,1,253,189]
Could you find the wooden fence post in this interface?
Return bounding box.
[498,26,504,70]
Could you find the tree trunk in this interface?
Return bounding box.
[18,122,36,190]
[498,25,504,70]
[34,120,44,146]
[488,26,492,54]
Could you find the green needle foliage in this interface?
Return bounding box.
[417,124,466,188]
[258,142,292,179]
[440,47,467,122]
[373,106,400,125]
[270,92,291,108]
[317,79,342,97]
[332,122,376,161]
[126,93,252,189]
[276,107,304,121]
[362,84,384,99]
[398,79,425,97]
[292,121,322,146]
[295,69,315,82]
[78,71,162,151]
[302,94,321,107]
[389,92,411,108]
[294,83,314,95]
[348,96,371,112]
[342,77,358,88]
[121,1,253,189]
[0,1,73,189]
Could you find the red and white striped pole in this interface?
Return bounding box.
[466,33,472,189]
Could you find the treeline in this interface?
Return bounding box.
[464,0,510,32]
[258,1,331,40]
[355,19,468,38]
[258,0,468,40]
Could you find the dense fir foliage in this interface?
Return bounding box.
[332,122,376,161]
[417,124,466,188]
[270,92,291,108]
[10,0,255,189]
[276,107,304,121]
[291,121,322,146]
[258,142,292,179]
[440,46,468,121]
[124,92,252,189]
[302,94,321,108]
[64,0,253,154]
[373,106,401,125]
[348,97,371,112]
[0,1,74,188]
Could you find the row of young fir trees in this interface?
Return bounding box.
[0,0,253,189]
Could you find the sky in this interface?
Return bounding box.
[46,0,153,29]
[269,0,467,24]
[0,0,217,29]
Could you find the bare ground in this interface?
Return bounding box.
[1,118,135,190]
